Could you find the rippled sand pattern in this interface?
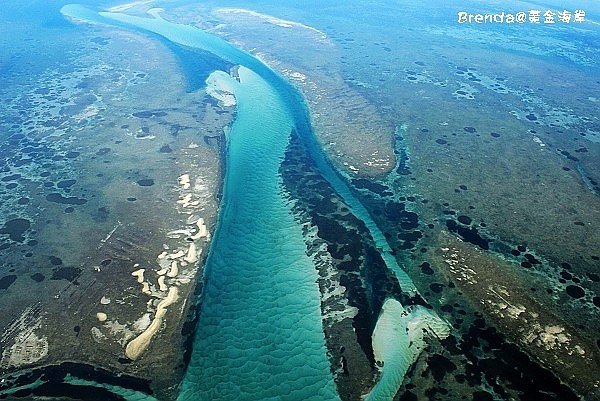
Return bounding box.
[177,68,339,401]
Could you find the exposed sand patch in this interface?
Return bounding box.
[166,229,192,239]
[168,250,185,259]
[176,193,193,207]
[104,320,135,347]
[190,218,208,240]
[157,276,167,292]
[106,0,154,13]
[184,242,199,263]
[131,268,145,283]
[366,299,449,401]
[0,331,48,369]
[0,307,48,369]
[125,286,179,360]
[91,327,107,343]
[178,174,191,190]
[141,282,151,295]
[167,261,178,278]
[132,313,152,333]
[205,70,237,107]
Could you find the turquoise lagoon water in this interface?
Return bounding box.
[63,7,340,400]
[3,1,599,400]
[88,6,417,295]
[58,5,425,400]
[177,66,340,400]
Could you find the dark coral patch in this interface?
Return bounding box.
[0,218,31,242]
[457,215,472,225]
[473,391,494,401]
[525,113,538,121]
[351,178,390,196]
[524,253,541,265]
[96,147,111,156]
[430,283,445,293]
[427,354,457,381]
[446,219,489,250]
[31,273,45,282]
[565,285,585,299]
[1,174,21,182]
[159,144,173,153]
[57,179,77,189]
[65,151,80,159]
[132,110,167,118]
[420,261,434,275]
[0,275,17,290]
[136,179,154,187]
[49,256,63,266]
[51,266,81,283]
[46,193,87,205]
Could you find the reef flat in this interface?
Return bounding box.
[1,1,599,401]
[0,4,230,399]
[158,2,600,399]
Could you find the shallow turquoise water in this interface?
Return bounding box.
[62,5,341,400]
[92,8,415,297]
[56,5,423,400]
[177,66,339,401]
[1,1,597,400]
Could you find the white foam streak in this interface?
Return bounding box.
[215,8,327,39]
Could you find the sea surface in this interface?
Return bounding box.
[1,1,599,401]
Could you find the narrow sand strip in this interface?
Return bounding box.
[106,0,154,13]
[214,8,327,38]
[125,286,179,360]
[131,268,145,283]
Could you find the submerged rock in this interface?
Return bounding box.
[0,218,31,242]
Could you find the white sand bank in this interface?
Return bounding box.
[125,287,179,360]
[205,71,237,107]
[366,299,449,401]
[214,8,327,38]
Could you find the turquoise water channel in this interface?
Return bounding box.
[177,66,340,401]
[57,5,423,400]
